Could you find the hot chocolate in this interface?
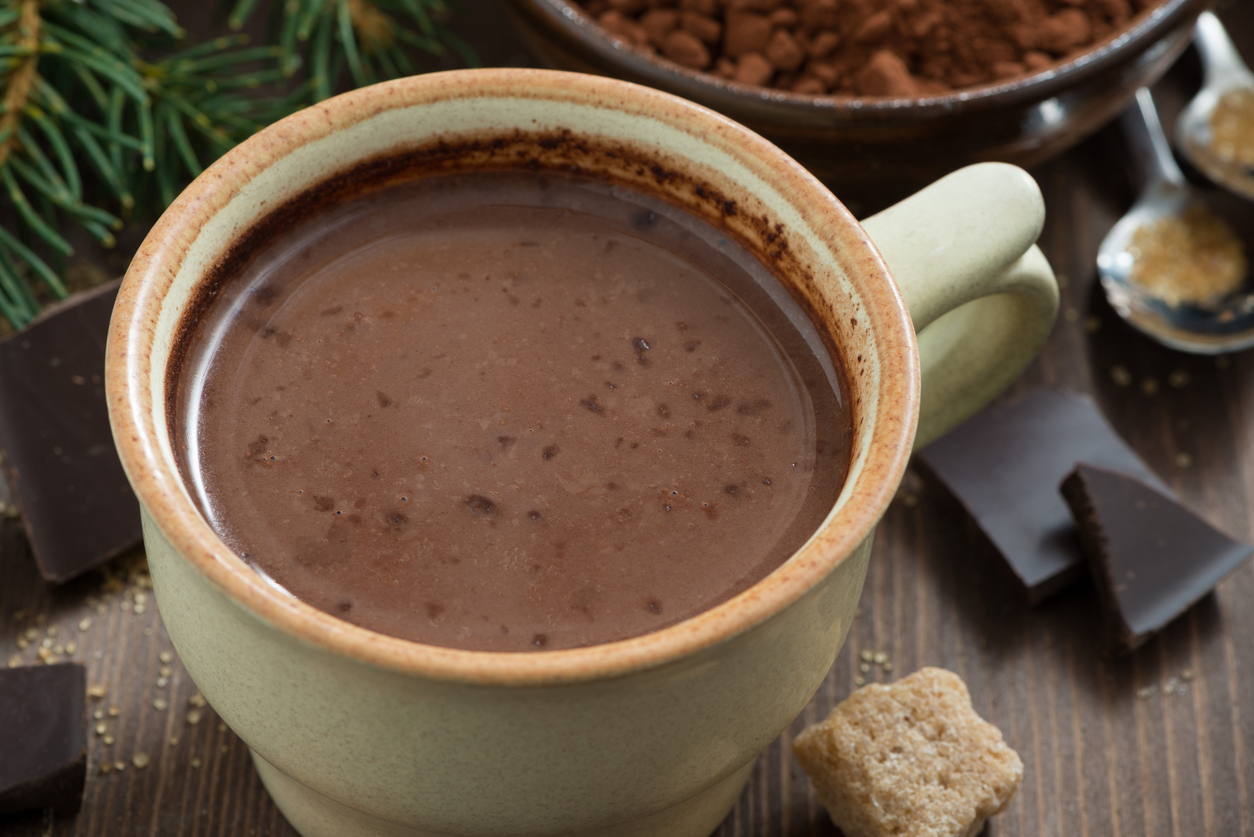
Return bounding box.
[173,171,851,652]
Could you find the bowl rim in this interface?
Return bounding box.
[107,68,920,688]
[513,0,1201,117]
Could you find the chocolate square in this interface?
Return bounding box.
[0,280,141,582]
[0,663,88,814]
[916,388,1169,602]
[1061,463,1253,654]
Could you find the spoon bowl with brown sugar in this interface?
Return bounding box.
[1175,12,1254,201]
[1099,88,1254,354]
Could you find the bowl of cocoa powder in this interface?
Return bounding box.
[502,0,1208,210]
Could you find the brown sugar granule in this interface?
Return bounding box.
[793,667,1023,837]
[1210,87,1254,168]
[1128,203,1247,307]
[577,0,1164,96]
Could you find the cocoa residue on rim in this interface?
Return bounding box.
[579,0,1165,97]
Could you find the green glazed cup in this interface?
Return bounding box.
[107,68,1057,837]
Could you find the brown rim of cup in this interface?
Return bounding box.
[106,68,919,687]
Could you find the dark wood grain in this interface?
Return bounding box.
[2,3,1253,835]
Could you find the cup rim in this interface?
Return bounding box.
[107,68,919,686]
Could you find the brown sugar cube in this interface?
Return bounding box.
[793,668,1023,837]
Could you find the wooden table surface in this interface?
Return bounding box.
[3,4,1253,836]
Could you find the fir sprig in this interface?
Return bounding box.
[0,0,473,332]
[228,0,476,101]
[0,0,296,329]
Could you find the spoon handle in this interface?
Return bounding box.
[1193,11,1254,88]
[1121,88,1186,193]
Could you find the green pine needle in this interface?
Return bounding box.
[0,0,473,331]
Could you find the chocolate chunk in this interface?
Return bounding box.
[916,388,1169,602]
[0,280,142,582]
[0,663,87,814]
[1060,464,1253,655]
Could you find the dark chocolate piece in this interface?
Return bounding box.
[1061,463,1253,655]
[916,388,1169,602]
[0,663,87,814]
[0,280,142,582]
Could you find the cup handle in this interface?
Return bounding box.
[860,163,1060,450]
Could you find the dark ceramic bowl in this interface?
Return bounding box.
[502,0,1210,210]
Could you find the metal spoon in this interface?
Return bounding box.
[1175,11,1254,200]
[1097,88,1254,354]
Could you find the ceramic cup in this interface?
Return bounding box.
[107,68,1057,837]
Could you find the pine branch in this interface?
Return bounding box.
[0,1,39,170]
[0,0,70,325]
[0,0,474,333]
[228,0,478,99]
[0,0,293,330]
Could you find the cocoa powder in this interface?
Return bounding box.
[579,0,1165,97]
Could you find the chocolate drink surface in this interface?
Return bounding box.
[174,171,851,652]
